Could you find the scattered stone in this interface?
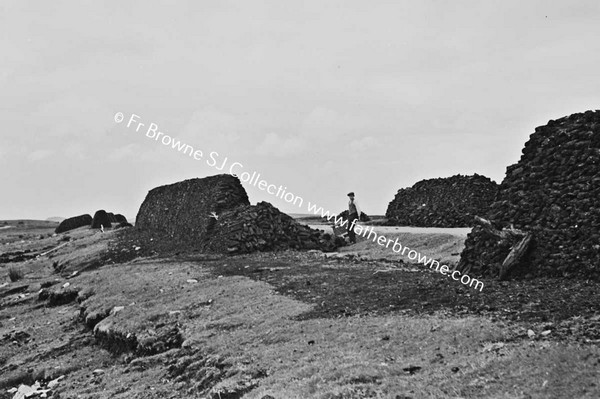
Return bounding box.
[47,375,65,388]
[402,365,422,374]
[111,306,125,314]
[482,342,505,352]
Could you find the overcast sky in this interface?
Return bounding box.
[1,1,599,220]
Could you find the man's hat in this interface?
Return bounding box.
[347,192,355,197]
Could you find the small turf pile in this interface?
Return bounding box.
[386,174,498,227]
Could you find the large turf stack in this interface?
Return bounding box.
[459,110,600,279]
[385,174,498,227]
[136,175,250,239]
[204,201,342,253]
[135,174,342,253]
[55,214,92,233]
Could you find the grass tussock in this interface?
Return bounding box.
[8,266,24,282]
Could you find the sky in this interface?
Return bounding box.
[1,0,600,220]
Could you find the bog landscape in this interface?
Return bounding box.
[1,111,600,398]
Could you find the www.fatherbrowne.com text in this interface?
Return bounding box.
[115,111,484,291]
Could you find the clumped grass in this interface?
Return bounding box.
[8,266,24,282]
[52,260,65,273]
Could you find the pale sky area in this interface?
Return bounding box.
[1,1,599,220]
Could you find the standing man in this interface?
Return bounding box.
[347,192,362,244]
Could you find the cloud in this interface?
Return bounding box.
[255,132,307,157]
[29,95,115,139]
[251,107,380,159]
[300,107,369,141]
[108,143,140,162]
[180,107,242,153]
[27,149,54,162]
[349,136,379,152]
[63,142,87,160]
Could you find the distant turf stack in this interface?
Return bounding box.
[114,214,128,224]
[336,210,370,223]
[459,110,600,279]
[385,174,498,227]
[55,214,92,233]
[91,210,112,229]
[135,174,342,253]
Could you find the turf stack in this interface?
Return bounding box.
[135,175,342,253]
[385,174,498,227]
[204,201,342,253]
[55,214,92,233]
[459,110,600,279]
[114,214,128,224]
[136,175,250,239]
[91,210,112,229]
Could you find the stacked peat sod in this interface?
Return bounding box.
[91,210,112,229]
[56,211,130,233]
[385,174,498,227]
[459,110,600,280]
[136,175,250,239]
[114,214,128,224]
[135,174,342,253]
[204,201,342,253]
[55,214,92,233]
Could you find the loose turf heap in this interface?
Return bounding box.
[459,110,600,279]
[205,201,342,253]
[135,174,342,253]
[55,214,92,233]
[386,174,498,227]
